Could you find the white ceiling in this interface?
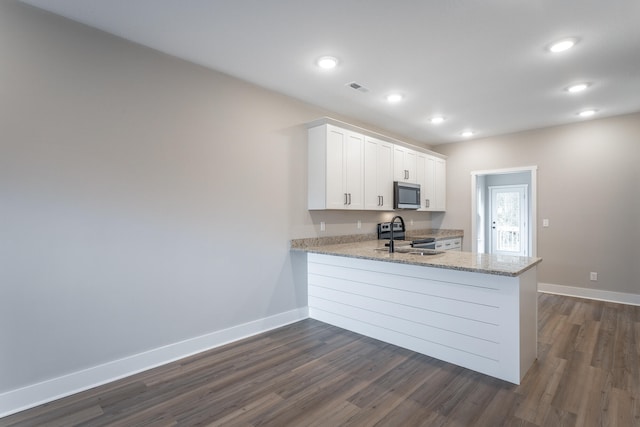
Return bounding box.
[22,0,640,145]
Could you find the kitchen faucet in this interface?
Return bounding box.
[388,215,405,253]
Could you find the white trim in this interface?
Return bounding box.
[0,307,309,418]
[539,283,640,306]
[470,166,538,176]
[470,166,537,257]
[307,117,447,159]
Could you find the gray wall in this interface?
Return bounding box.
[434,113,640,294]
[0,1,434,395]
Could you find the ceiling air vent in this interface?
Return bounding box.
[346,81,370,93]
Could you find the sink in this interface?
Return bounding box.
[374,246,412,253]
[374,247,444,256]
[406,249,445,256]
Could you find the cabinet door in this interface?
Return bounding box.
[418,155,445,212]
[434,158,446,210]
[416,153,428,210]
[377,140,394,210]
[405,149,417,183]
[425,155,436,210]
[417,154,436,211]
[325,126,348,209]
[365,137,394,210]
[344,131,364,209]
[394,146,417,183]
[394,145,407,182]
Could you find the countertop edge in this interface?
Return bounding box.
[291,241,542,278]
[290,229,464,249]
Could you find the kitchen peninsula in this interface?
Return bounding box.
[291,235,542,384]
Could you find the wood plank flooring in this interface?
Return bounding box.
[2,293,640,426]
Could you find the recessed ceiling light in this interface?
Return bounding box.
[578,109,597,118]
[548,38,578,53]
[316,56,338,70]
[566,83,590,93]
[386,93,403,103]
[429,116,445,125]
[461,130,474,138]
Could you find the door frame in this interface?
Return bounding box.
[470,166,537,257]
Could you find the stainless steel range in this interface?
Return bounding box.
[377,221,436,249]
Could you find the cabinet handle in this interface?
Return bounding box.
[377,195,381,206]
[381,195,384,206]
[348,193,352,205]
[344,193,348,205]
[425,199,430,208]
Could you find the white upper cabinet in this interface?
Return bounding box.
[308,119,445,211]
[393,145,417,183]
[364,136,394,210]
[308,124,364,210]
[417,153,446,211]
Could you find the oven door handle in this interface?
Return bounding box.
[411,244,436,250]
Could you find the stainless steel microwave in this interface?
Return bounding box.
[394,181,421,209]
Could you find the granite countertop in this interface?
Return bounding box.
[291,238,541,277]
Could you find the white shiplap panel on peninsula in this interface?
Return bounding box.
[307,253,536,383]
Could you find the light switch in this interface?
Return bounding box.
[543,219,549,227]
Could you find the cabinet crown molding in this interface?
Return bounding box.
[307,117,447,160]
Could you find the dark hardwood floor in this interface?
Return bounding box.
[2,293,639,426]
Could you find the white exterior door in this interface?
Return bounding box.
[490,185,528,256]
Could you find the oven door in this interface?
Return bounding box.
[411,239,436,250]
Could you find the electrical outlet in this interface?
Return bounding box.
[320,221,325,232]
[590,272,598,281]
[357,220,361,229]
[410,219,414,226]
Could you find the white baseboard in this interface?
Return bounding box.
[0,307,309,419]
[539,283,640,306]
